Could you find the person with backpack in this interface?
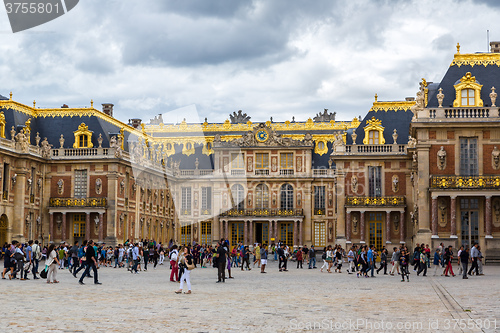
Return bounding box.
[308,245,316,269]
[175,246,193,294]
[32,240,41,279]
[169,245,179,282]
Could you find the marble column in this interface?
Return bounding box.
[244,220,248,245]
[450,196,457,238]
[225,220,229,241]
[249,220,253,245]
[85,213,90,240]
[399,211,405,243]
[49,212,54,241]
[299,220,303,246]
[346,211,352,243]
[360,211,365,243]
[431,196,438,238]
[219,220,224,240]
[486,196,493,238]
[275,221,279,243]
[98,212,104,242]
[386,210,391,244]
[61,212,67,242]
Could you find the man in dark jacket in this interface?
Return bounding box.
[460,247,470,279]
[79,240,101,285]
[216,239,227,283]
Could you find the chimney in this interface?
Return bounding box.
[129,118,142,129]
[490,41,500,53]
[102,103,114,117]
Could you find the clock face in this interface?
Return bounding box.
[256,129,269,142]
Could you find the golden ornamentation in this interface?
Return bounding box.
[182,141,195,156]
[24,118,31,136]
[346,196,405,206]
[282,134,305,140]
[451,52,500,67]
[0,112,5,138]
[363,117,385,144]
[49,197,107,207]
[314,140,328,156]
[453,72,483,107]
[369,101,415,112]
[73,123,94,148]
[430,175,500,189]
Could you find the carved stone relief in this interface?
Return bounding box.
[438,198,447,227]
[493,198,500,228]
[95,178,102,195]
[57,179,64,195]
[392,175,399,193]
[351,175,358,194]
[492,146,500,170]
[437,146,447,170]
[352,215,359,235]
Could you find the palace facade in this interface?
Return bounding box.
[0,45,499,261]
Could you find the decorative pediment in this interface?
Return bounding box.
[73,123,93,148]
[453,72,483,107]
[213,123,313,148]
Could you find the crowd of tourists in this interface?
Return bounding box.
[1,237,487,291]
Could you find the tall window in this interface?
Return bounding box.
[201,187,212,215]
[280,153,293,169]
[74,170,87,198]
[200,221,212,245]
[368,130,379,144]
[231,184,245,210]
[255,184,269,209]
[461,88,475,106]
[181,187,191,215]
[280,184,294,210]
[231,153,245,169]
[314,186,325,215]
[460,138,478,176]
[368,166,382,197]
[255,153,269,169]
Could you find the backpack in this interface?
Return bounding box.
[321,252,326,260]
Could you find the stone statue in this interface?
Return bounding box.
[437,146,447,170]
[351,175,358,194]
[195,157,199,169]
[392,129,398,144]
[351,131,357,145]
[10,126,15,141]
[95,178,102,194]
[59,134,65,149]
[392,175,399,193]
[229,110,251,124]
[436,88,444,108]
[407,136,417,148]
[57,179,64,195]
[97,133,103,148]
[492,146,500,170]
[40,137,52,159]
[313,109,336,122]
[490,87,497,107]
[35,132,40,147]
[16,129,29,153]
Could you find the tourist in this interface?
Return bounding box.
[241,245,251,271]
[79,240,101,285]
[400,247,410,282]
[443,246,455,277]
[412,243,420,272]
[468,243,480,276]
[21,241,32,280]
[346,246,355,274]
[143,245,150,271]
[253,243,261,268]
[217,239,227,282]
[477,246,484,275]
[460,247,469,279]
[175,247,193,294]
[457,245,464,275]
[334,245,343,273]
[367,245,375,277]
[278,244,288,272]
[46,243,60,284]
[390,247,400,276]
[308,245,316,269]
[2,243,14,280]
[70,241,79,274]
[432,249,441,276]
[32,240,41,279]
[169,245,179,281]
[260,244,268,273]
[296,246,303,269]
[376,248,388,275]
[325,245,333,273]
[417,248,427,276]
[131,243,140,274]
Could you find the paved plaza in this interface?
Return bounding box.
[1,260,499,333]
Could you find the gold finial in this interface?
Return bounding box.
[9,92,12,100]
[33,100,36,108]
[374,94,378,102]
[91,100,94,108]
[456,42,460,54]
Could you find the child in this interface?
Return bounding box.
[399,248,410,282]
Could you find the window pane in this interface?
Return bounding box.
[461,89,468,97]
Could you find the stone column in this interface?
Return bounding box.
[399,211,405,243]
[293,220,298,246]
[386,210,391,244]
[431,196,438,238]
[244,220,248,245]
[249,220,253,245]
[450,196,457,238]
[486,196,493,238]
[61,212,67,242]
[49,212,54,241]
[346,211,352,243]
[98,212,104,242]
[360,211,365,243]
[219,220,224,240]
[85,213,90,240]
[299,220,303,246]
[225,220,229,240]
[275,221,279,243]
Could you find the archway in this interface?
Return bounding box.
[0,214,8,246]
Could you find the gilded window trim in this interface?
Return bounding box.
[453,72,484,107]
[363,117,385,144]
[73,123,93,148]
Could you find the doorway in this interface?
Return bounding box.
[254,222,269,246]
[231,222,244,248]
[368,212,383,258]
[460,198,479,248]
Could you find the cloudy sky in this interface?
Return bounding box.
[0,0,499,124]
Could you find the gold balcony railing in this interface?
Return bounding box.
[220,208,303,217]
[346,196,405,207]
[431,175,500,189]
[49,197,107,207]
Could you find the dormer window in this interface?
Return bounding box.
[0,112,5,138]
[363,117,385,145]
[73,123,93,148]
[453,72,483,107]
[368,130,379,144]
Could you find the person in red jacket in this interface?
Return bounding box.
[296,247,303,269]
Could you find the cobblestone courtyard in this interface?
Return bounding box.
[1,260,499,332]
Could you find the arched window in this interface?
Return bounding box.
[280,184,294,210]
[231,184,245,210]
[255,183,269,209]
